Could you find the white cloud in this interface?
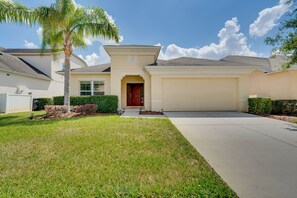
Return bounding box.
[78,44,112,66]
[24,40,38,49]
[83,35,124,46]
[249,0,290,37]
[158,17,258,60]
[78,53,100,66]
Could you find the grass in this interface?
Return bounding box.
[0,112,237,197]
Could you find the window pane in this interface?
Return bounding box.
[94,81,104,92]
[80,81,91,91]
[80,92,91,96]
[93,92,104,96]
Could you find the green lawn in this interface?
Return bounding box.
[0,112,236,197]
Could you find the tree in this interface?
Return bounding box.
[0,0,120,112]
[265,0,297,68]
[36,0,120,112]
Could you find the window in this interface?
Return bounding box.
[80,81,92,95]
[127,55,138,64]
[80,81,105,96]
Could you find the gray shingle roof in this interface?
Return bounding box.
[69,64,110,74]
[221,55,271,71]
[154,57,246,66]
[0,52,50,80]
[2,48,52,54]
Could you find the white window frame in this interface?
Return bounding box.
[79,79,105,96]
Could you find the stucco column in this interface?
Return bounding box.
[143,74,151,111]
[150,75,162,111]
[289,71,297,99]
[110,73,122,110]
[238,75,250,112]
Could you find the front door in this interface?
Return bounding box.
[127,83,144,106]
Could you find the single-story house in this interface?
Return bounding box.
[65,45,297,112]
[0,48,87,98]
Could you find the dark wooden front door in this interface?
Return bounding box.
[127,84,144,106]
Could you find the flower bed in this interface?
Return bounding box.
[44,104,97,119]
[268,115,297,124]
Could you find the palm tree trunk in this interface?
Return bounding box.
[64,37,72,113]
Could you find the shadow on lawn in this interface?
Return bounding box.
[0,113,113,128]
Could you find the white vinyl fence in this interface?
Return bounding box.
[0,93,32,113]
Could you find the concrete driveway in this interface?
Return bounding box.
[165,111,297,198]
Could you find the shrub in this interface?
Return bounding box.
[71,96,90,105]
[53,95,118,113]
[72,104,97,114]
[45,105,68,116]
[248,97,272,115]
[272,100,284,115]
[53,96,64,105]
[272,100,297,116]
[90,95,118,113]
[45,104,97,117]
[33,98,53,111]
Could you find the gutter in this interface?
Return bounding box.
[56,71,110,75]
[265,68,297,75]
[145,65,263,69]
[0,68,51,81]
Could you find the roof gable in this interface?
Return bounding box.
[0,52,50,80]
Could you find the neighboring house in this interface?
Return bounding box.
[249,55,297,100]
[66,45,297,112]
[0,48,87,98]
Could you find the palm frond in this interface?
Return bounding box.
[0,0,35,24]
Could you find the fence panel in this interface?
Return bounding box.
[0,94,32,113]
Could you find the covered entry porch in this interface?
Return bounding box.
[121,75,147,110]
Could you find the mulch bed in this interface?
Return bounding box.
[38,113,116,120]
[139,111,164,115]
[267,115,297,124]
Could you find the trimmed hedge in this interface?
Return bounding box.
[248,98,272,115]
[33,98,53,111]
[53,95,118,113]
[90,96,118,113]
[272,100,297,116]
[53,96,64,105]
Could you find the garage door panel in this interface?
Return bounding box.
[162,78,238,111]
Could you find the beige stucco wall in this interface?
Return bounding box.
[70,74,111,96]
[121,76,144,109]
[110,55,154,110]
[250,70,297,99]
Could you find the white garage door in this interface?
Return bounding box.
[162,78,238,111]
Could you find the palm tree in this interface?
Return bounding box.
[36,0,120,112]
[0,0,120,112]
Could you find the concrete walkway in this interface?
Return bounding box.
[165,111,297,198]
[121,109,166,118]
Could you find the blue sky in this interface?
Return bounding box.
[0,0,292,65]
